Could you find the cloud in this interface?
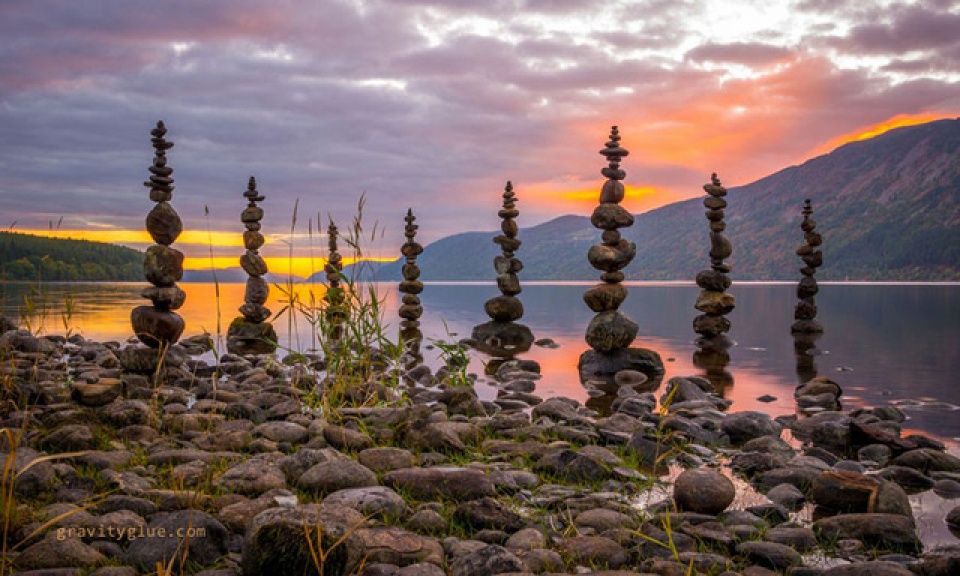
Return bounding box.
[1,0,958,257]
[685,42,794,66]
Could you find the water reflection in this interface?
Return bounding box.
[2,281,959,446]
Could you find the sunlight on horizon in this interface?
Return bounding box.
[807,112,956,158]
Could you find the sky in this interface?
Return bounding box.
[2,0,959,276]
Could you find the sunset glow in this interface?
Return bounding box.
[1,1,957,245]
[807,113,957,158]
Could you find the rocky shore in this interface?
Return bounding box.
[2,322,959,576]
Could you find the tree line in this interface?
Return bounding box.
[0,232,142,282]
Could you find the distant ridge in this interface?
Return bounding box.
[371,118,960,282]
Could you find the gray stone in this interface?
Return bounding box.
[124,510,229,571]
[323,486,409,520]
[585,310,638,352]
[674,468,735,514]
[449,544,523,576]
[220,457,287,496]
[14,534,106,570]
[298,459,378,495]
[383,468,495,501]
[814,513,920,552]
[735,541,802,570]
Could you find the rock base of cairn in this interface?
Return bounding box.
[578,347,664,383]
[226,318,278,356]
[471,321,534,358]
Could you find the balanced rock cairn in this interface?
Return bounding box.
[226,177,278,355]
[578,127,663,381]
[791,199,824,334]
[130,121,186,350]
[692,174,735,389]
[398,209,424,361]
[324,219,346,338]
[471,182,534,358]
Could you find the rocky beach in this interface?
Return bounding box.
[2,319,960,576]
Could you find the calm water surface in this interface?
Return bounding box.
[3,281,959,448]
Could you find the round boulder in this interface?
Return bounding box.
[674,468,735,514]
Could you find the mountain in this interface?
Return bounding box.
[0,231,143,281]
[372,118,960,281]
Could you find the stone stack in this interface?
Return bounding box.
[130,121,186,350]
[791,199,824,334]
[226,177,278,355]
[398,209,424,361]
[324,220,346,338]
[578,127,663,382]
[692,174,735,390]
[471,182,533,358]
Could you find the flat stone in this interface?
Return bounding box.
[814,513,920,552]
[298,459,378,495]
[694,290,736,315]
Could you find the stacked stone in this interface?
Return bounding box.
[130,121,186,349]
[471,182,534,358]
[398,209,424,356]
[579,126,663,380]
[324,220,347,334]
[791,199,824,334]
[693,173,735,342]
[484,182,524,323]
[226,177,277,355]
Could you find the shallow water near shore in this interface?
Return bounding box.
[2,281,959,448]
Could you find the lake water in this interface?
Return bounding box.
[2,281,959,448]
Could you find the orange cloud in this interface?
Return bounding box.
[806,112,955,158]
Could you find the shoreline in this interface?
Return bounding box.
[2,324,960,574]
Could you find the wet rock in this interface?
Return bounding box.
[814,513,920,552]
[736,541,802,570]
[765,483,806,511]
[534,448,611,483]
[722,411,782,444]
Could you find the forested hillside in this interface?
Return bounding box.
[0,232,142,281]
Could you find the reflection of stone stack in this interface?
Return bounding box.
[324,220,346,336]
[578,126,663,381]
[791,199,824,334]
[692,174,735,391]
[226,177,278,355]
[398,209,424,360]
[131,121,186,349]
[471,182,534,358]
